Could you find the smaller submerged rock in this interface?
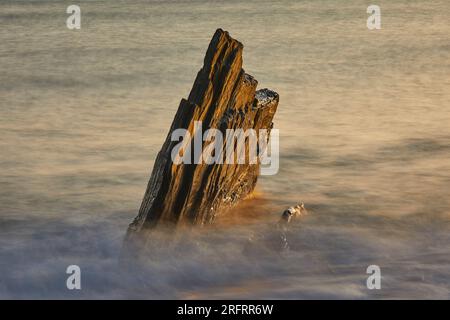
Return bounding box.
[244,202,308,255]
[280,202,307,224]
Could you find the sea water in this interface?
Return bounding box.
[0,0,449,298]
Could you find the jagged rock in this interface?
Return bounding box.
[127,29,279,236]
[280,202,307,224]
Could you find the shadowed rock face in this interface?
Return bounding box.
[128,29,279,234]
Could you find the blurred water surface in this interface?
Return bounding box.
[0,0,449,298]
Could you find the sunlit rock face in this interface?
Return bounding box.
[126,29,279,237]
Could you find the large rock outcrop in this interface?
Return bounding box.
[127,29,279,235]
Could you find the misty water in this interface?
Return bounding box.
[1,0,449,298]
